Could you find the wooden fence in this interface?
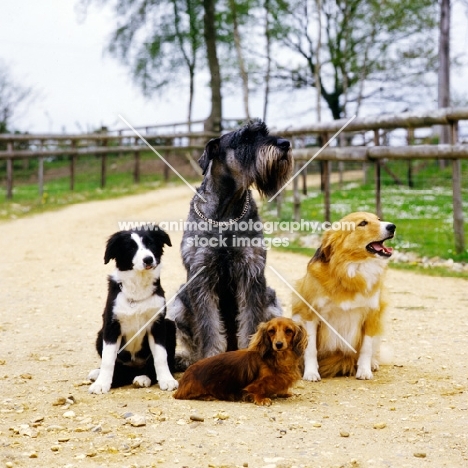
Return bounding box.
[1,107,467,253]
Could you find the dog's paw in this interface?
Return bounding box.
[158,378,179,391]
[356,367,373,380]
[371,360,380,372]
[88,379,112,394]
[303,369,321,382]
[87,368,100,382]
[254,397,272,406]
[174,353,191,373]
[133,375,152,388]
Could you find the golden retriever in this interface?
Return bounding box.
[292,212,395,380]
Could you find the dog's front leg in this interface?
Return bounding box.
[301,319,321,381]
[89,337,121,394]
[356,334,374,380]
[187,277,227,359]
[148,334,178,391]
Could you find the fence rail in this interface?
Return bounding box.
[1,107,467,253]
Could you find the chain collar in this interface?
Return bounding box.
[193,190,251,228]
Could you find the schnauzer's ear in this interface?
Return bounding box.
[198,138,220,175]
[104,231,125,264]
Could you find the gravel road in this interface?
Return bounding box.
[0,185,467,468]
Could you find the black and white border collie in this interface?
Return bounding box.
[88,226,179,394]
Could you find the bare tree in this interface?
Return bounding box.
[0,62,35,133]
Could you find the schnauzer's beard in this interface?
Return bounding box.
[255,146,293,198]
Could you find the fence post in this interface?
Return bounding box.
[38,139,44,197]
[293,160,301,222]
[374,130,382,218]
[134,137,140,183]
[6,141,13,200]
[321,132,331,223]
[407,128,414,188]
[450,121,465,255]
[276,192,282,218]
[101,138,108,188]
[70,140,77,191]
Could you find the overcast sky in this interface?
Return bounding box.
[1,1,467,134]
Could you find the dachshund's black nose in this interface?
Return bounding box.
[143,256,154,265]
[275,341,284,349]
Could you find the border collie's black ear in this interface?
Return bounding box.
[104,231,125,264]
[198,138,220,175]
[152,227,172,248]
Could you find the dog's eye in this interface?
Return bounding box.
[358,220,368,227]
[268,328,276,335]
[285,328,293,335]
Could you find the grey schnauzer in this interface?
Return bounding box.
[169,119,293,369]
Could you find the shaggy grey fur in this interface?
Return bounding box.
[168,120,293,369]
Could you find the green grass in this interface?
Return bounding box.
[0,153,199,220]
[259,159,468,278]
[1,156,467,278]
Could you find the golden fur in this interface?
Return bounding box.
[173,317,307,406]
[292,212,395,380]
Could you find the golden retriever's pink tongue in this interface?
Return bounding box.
[370,242,393,254]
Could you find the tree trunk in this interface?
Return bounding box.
[229,0,250,120]
[315,0,322,122]
[203,0,222,133]
[263,0,271,122]
[438,0,450,146]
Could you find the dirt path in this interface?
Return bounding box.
[0,185,467,468]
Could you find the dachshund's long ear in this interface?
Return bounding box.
[248,322,271,358]
[198,138,220,175]
[292,323,308,357]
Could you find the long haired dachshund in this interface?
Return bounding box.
[173,317,307,406]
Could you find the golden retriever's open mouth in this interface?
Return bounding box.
[366,238,394,257]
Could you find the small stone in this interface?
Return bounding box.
[20,373,32,380]
[122,412,134,419]
[31,415,44,424]
[58,437,70,443]
[86,451,97,457]
[5,462,13,468]
[312,422,322,428]
[190,414,204,422]
[63,410,75,419]
[52,397,67,406]
[28,452,38,458]
[414,452,427,458]
[373,422,387,429]
[51,445,60,452]
[128,415,146,427]
[215,412,229,420]
[340,431,350,437]
[130,439,142,449]
[46,425,65,432]
[19,425,38,438]
[91,424,102,432]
